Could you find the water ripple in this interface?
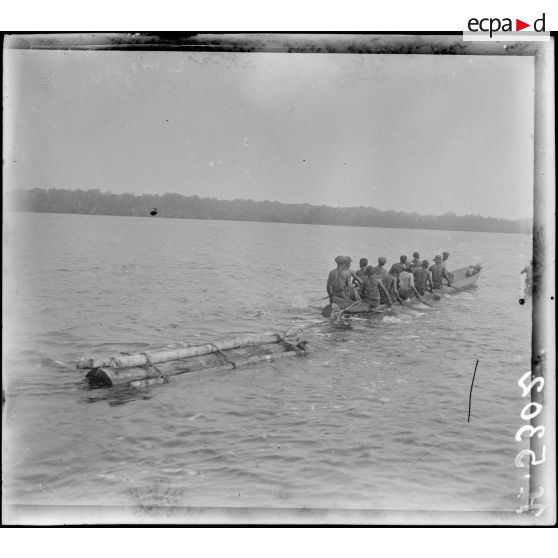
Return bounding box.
[4,214,533,515]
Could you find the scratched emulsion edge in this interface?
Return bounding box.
[530,38,556,526]
[2,32,555,526]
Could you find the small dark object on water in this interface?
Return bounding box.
[519,298,525,305]
[150,208,158,216]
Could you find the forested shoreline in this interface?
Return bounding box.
[7,188,532,234]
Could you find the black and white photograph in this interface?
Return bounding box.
[2,32,555,526]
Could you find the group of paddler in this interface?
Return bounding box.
[326,251,453,308]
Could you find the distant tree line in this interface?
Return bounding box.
[7,188,532,234]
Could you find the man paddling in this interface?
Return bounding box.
[384,266,402,305]
[414,259,433,295]
[355,258,368,297]
[362,266,392,308]
[391,255,408,276]
[410,252,421,270]
[355,258,368,280]
[430,255,452,290]
[373,257,390,304]
[441,251,453,282]
[398,264,421,301]
[343,256,363,300]
[327,255,352,302]
[373,256,389,282]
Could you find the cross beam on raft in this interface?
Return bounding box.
[78,333,308,388]
[77,332,285,370]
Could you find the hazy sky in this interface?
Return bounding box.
[4,48,535,219]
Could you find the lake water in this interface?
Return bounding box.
[3,212,533,523]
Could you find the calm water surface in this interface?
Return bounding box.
[3,213,532,518]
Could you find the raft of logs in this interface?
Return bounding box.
[77,332,308,388]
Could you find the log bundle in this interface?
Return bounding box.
[78,333,307,388]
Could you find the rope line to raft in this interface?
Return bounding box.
[210,344,237,369]
[141,352,168,383]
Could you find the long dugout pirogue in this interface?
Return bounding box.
[79,333,307,388]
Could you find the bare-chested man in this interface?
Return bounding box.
[373,257,389,303]
[430,255,452,289]
[343,256,363,300]
[441,251,453,282]
[355,258,368,297]
[410,252,421,270]
[362,266,392,308]
[398,264,421,301]
[413,259,433,295]
[327,255,352,302]
[384,267,402,304]
[373,256,389,282]
[391,255,408,276]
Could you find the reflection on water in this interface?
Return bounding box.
[3,213,532,517]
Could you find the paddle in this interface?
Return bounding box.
[377,279,401,308]
[338,301,361,315]
[322,300,360,319]
[383,291,401,312]
[387,302,399,315]
[411,287,434,308]
[402,282,434,308]
[442,282,468,293]
[415,296,434,308]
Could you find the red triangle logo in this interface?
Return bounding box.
[516,19,530,31]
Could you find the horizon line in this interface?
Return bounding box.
[11,187,533,223]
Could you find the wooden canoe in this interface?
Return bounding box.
[438,264,482,293]
[80,333,307,388]
[322,264,482,315]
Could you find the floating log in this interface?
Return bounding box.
[77,332,283,370]
[81,333,307,388]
